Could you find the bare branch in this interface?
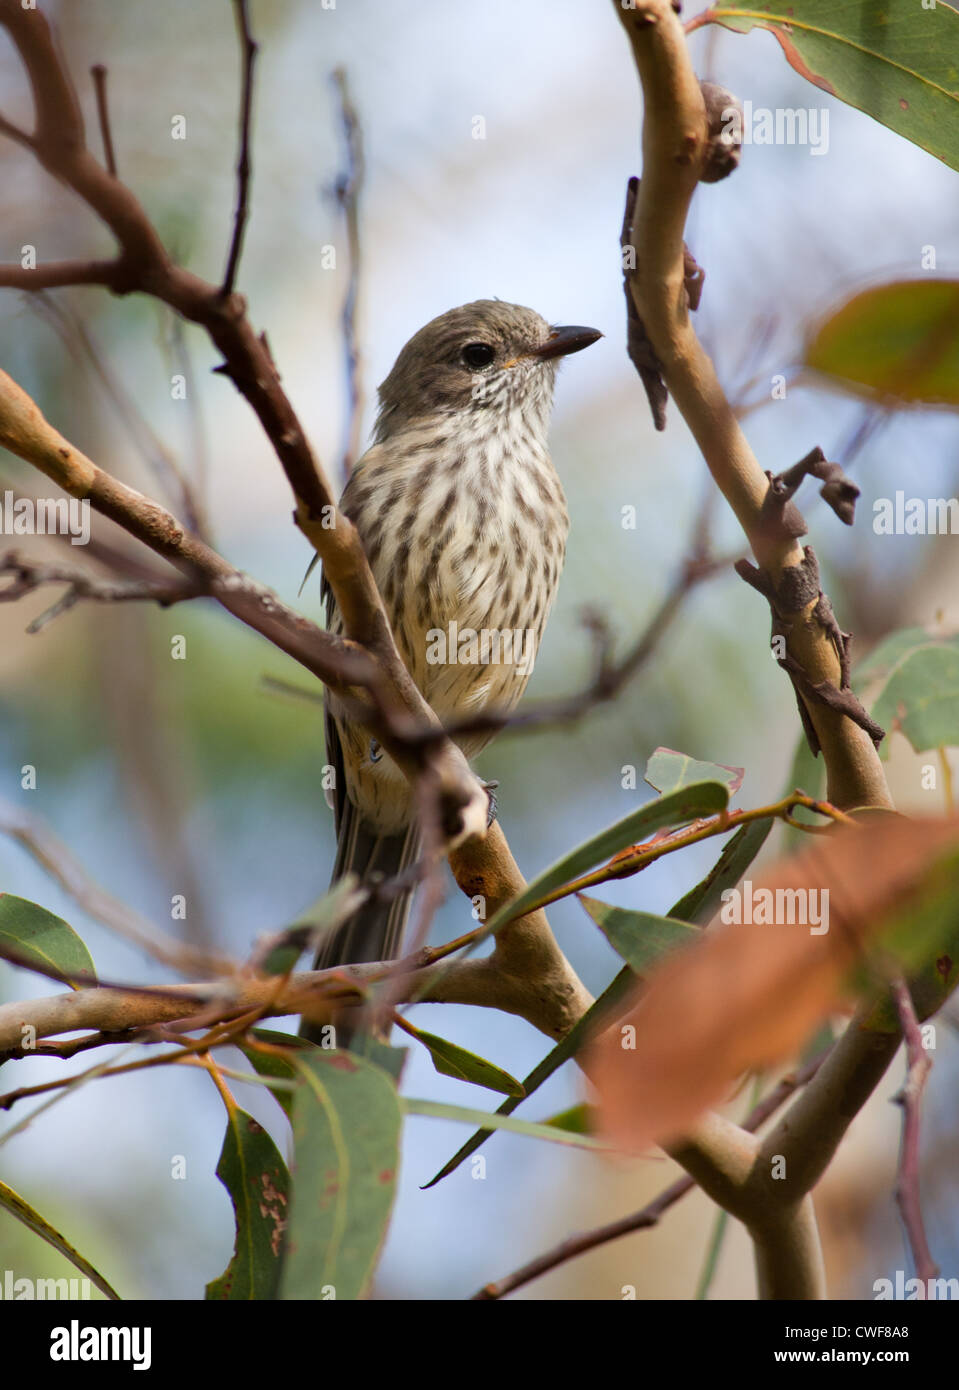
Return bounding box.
[221,0,257,296]
[473,1048,830,1299]
[607,0,908,1302]
[0,259,122,290]
[0,550,199,629]
[614,0,892,815]
[891,978,938,1284]
[0,797,229,976]
[30,291,208,537]
[0,0,487,844]
[90,64,117,176]
[0,943,580,1056]
[331,66,366,482]
[0,111,34,150]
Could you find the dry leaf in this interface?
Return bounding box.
[591,815,959,1154]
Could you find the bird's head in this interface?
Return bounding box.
[373,299,601,440]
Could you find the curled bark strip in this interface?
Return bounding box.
[736,546,884,755]
[759,446,861,546]
[621,177,705,431]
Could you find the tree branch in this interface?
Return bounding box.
[0,798,229,976]
[0,259,122,290]
[0,365,487,809]
[0,550,198,629]
[609,0,903,1300]
[0,944,583,1060]
[90,64,117,177]
[331,66,366,483]
[0,0,487,844]
[472,1048,829,1299]
[614,0,893,815]
[890,979,938,1284]
[220,0,257,297]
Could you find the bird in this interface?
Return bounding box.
[305,299,600,1044]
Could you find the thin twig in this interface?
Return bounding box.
[0,796,229,976]
[516,791,855,919]
[471,1049,830,1299]
[30,291,208,537]
[0,111,34,150]
[890,977,938,1285]
[0,550,199,630]
[0,0,492,840]
[90,64,117,177]
[331,66,366,483]
[221,0,257,297]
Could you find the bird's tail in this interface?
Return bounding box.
[303,796,420,1048]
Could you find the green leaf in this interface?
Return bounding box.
[861,840,959,1028]
[242,1032,407,1122]
[242,1029,308,1121]
[400,1021,524,1096]
[579,896,699,974]
[0,1178,119,1300]
[421,966,635,1189]
[541,1102,593,1134]
[463,780,730,954]
[668,818,774,924]
[644,747,744,796]
[805,280,959,407]
[279,1052,401,1301]
[856,625,942,683]
[404,1098,606,1150]
[695,2,959,174]
[206,1107,291,1300]
[801,1017,837,1063]
[859,629,959,758]
[0,894,96,986]
[423,816,746,1189]
[344,1036,408,1081]
[260,876,365,975]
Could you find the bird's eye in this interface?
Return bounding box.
[462,342,494,369]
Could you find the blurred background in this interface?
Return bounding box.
[0,0,957,1300]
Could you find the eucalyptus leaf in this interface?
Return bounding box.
[696,2,959,174]
[206,1108,290,1300]
[645,747,743,796]
[579,897,699,974]
[402,1022,524,1097]
[860,629,959,759]
[280,1052,401,1300]
[404,1098,606,1151]
[0,1178,119,1300]
[423,808,747,1188]
[0,894,96,986]
[806,280,959,406]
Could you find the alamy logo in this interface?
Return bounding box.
[720,879,829,935]
[0,490,90,544]
[1,1270,92,1299]
[721,101,829,155]
[49,1320,151,1370]
[426,622,537,676]
[873,491,959,535]
[874,1272,959,1300]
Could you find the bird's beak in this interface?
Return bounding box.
[528,324,603,360]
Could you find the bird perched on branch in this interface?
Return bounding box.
[306,299,600,1042]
